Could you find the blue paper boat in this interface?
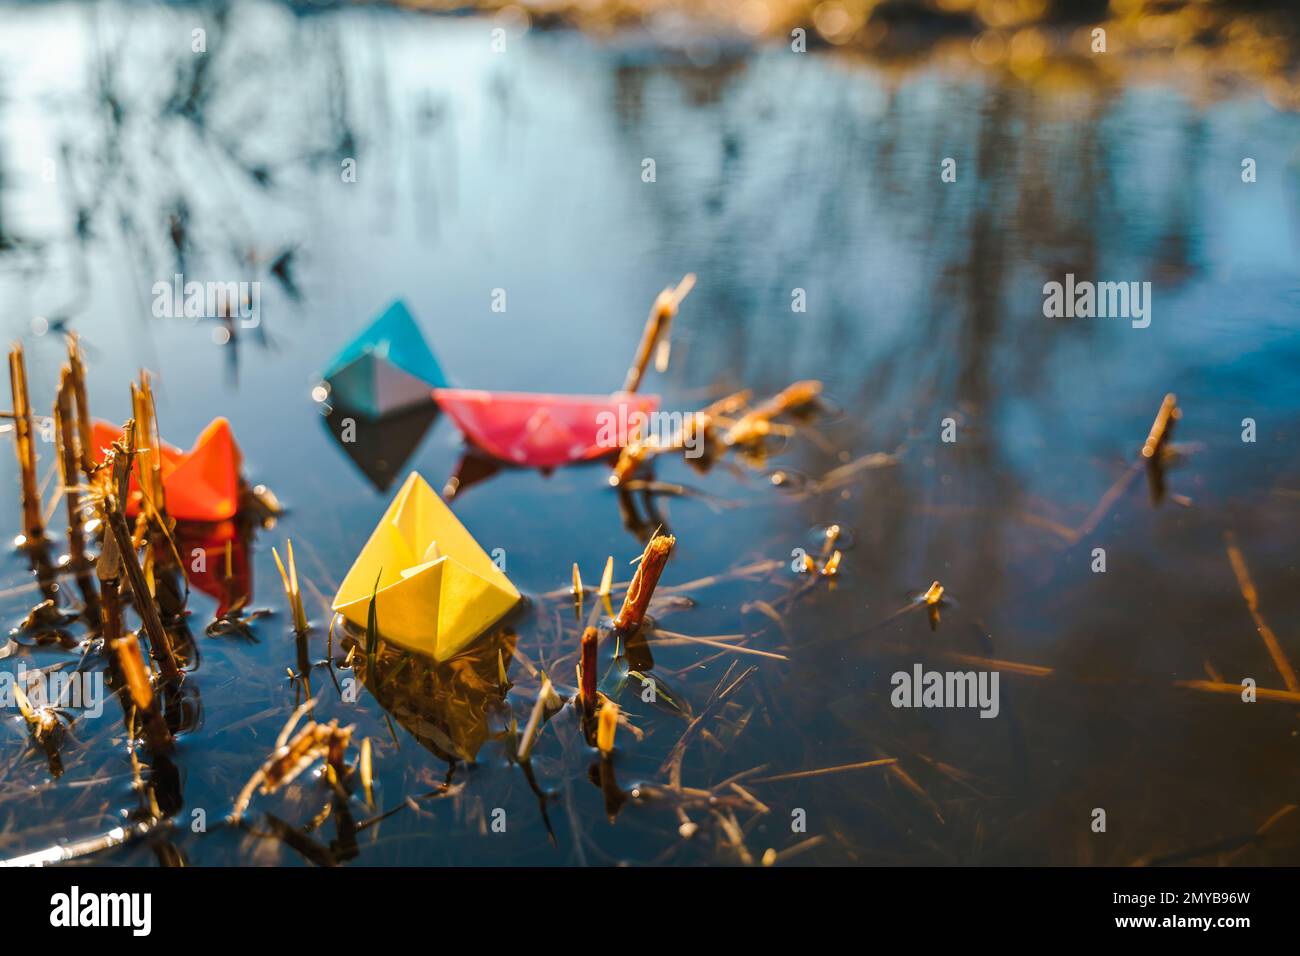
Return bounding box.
[322,301,448,418]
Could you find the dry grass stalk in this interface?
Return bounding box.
[571,562,583,619]
[65,334,95,476]
[722,380,823,446]
[611,410,709,485]
[751,757,898,784]
[360,737,374,808]
[100,423,182,682]
[517,675,557,762]
[1175,680,1300,704]
[942,652,1052,677]
[8,343,44,542]
[231,717,355,821]
[11,678,61,745]
[613,533,675,633]
[598,556,614,598]
[130,372,167,520]
[1224,533,1298,693]
[113,634,173,752]
[272,540,310,635]
[113,633,154,714]
[99,570,172,752]
[54,371,93,572]
[597,555,616,616]
[650,629,789,660]
[611,388,752,485]
[622,273,695,394]
[1141,392,1180,460]
[597,699,619,755]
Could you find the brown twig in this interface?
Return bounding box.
[102,423,182,683]
[613,533,675,633]
[1174,680,1300,704]
[8,343,43,542]
[1141,392,1180,460]
[723,380,823,446]
[750,758,898,784]
[65,334,95,477]
[52,378,85,550]
[622,274,695,394]
[579,626,599,717]
[55,368,100,619]
[130,372,167,521]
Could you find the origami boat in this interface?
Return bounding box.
[332,471,520,661]
[433,389,660,469]
[91,418,242,523]
[321,301,447,418]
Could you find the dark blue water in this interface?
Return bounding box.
[1,3,1299,865]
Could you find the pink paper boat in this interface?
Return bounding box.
[433,389,660,468]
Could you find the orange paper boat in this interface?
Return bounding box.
[91,418,243,522]
[432,389,660,469]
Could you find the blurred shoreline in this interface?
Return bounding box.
[386,0,1300,111]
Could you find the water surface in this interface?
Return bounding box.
[1,2,1299,865]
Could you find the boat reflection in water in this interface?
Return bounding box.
[345,623,517,764]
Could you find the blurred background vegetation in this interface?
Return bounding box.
[394,0,1300,110]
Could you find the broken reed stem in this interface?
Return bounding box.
[612,389,749,485]
[55,371,89,568]
[579,626,599,716]
[597,699,619,755]
[1141,392,1180,460]
[571,562,583,620]
[750,758,898,784]
[101,577,173,751]
[613,533,676,634]
[517,675,556,762]
[8,343,43,542]
[108,504,181,682]
[65,334,95,477]
[130,372,167,520]
[1175,680,1300,705]
[622,274,696,394]
[723,380,823,446]
[55,369,100,618]
[360,737,375,808]
[1224,534,1299,693]
[104,424,182,683]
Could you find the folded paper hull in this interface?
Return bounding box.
[331,472,521,661]
[325,351,436,419]
[91,418,242,522]
[322,300,446,418]
[433,389,661,468]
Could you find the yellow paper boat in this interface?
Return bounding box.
[332,472,520,661]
